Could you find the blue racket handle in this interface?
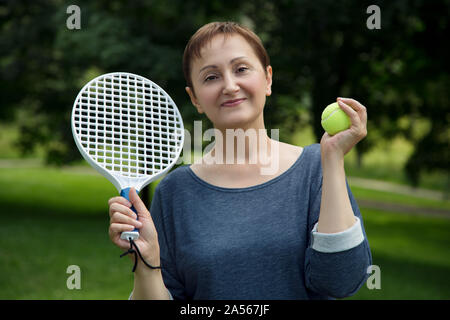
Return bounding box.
[119,187,140,241]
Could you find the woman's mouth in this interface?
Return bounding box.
[221,98,246,107]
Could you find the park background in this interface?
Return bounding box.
[0,0,448,299]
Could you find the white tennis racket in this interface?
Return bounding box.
[71,72,184,241]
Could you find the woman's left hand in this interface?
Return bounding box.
[320,97,367,159]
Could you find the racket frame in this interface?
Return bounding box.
[71,72,184,240]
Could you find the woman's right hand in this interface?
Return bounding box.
[108,187,161,267]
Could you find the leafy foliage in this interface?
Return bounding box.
[0,0,448,186]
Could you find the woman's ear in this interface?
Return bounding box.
[265,66,273,97]
[185,86,204,114]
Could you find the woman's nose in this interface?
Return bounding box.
[222,74,239,95]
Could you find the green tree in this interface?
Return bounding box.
[1,0,448,189]
[244,0,449,186]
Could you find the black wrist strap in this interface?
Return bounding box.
[120,239,162,272]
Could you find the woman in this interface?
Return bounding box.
[108,21,372,300]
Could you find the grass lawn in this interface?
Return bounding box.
[0,165,449,299]
[349,208,450,299]
[350,185,450,211]
[0,167,134,299]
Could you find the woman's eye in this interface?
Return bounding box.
[237,66,249,73]
[204,75,218,82]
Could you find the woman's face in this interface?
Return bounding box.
[186,34,272,130]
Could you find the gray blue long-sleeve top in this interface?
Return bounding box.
[149,143,372,299]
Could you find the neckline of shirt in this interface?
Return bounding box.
[184,144,311,193]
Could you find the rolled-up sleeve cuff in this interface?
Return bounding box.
[311,216,364,253]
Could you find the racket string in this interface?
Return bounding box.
[120,238,162,272]
[73,72,184,179]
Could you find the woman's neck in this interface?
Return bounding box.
[200,130,279,176]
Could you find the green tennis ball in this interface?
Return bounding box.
[321,102,351,135]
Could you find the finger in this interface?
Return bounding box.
[129,187,150,218]
[108,196,132,208]
[109,223,136,249]
[338,97,367,125]
[110,211,143,228]
[109,202,137,219]
[110,222,135,234]
[337,100,361,126]
[338,100,367,139]
[337,97,365,111]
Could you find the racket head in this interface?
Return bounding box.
[71,72,184,192]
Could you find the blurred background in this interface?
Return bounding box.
[0,0,448,299]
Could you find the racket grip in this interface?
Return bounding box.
[119,187,140,241]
